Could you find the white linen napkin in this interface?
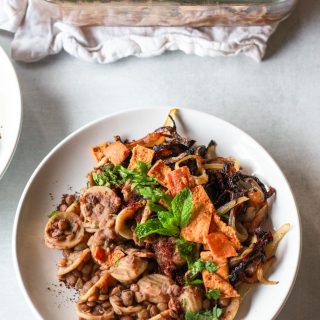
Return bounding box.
[0,0,277,63]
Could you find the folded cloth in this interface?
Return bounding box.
[0,0,277,63]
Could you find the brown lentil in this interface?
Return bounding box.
[130,284,139,292]
[93,305,104,315]
[66,274,77,286]
[86,301,96,307]
[65,195,75,206]
[101,301,111,308]
[81,264,92,275]
[137,309,148,319]
[134,291,145,303]
[149,305,159,317]
[82,274,90,282]
[75,278,84,290]
[80,303,90,312]
[57,258,68,267]
[98,294,108,301]
[88,294,98,302]
[59,204,68,212]
[121,290,134,306]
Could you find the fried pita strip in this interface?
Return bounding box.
[128,145,155,170]
[167,166,195,196]
[126,132,166,149]
[90,143,109,162]
[202,271,239,299]
[206,232,238,260]
[210,211,242,250]
[200,251,229,281]
[180,185,212,244]
[103,141,130,165]
[148,159,172,188]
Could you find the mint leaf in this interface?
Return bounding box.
[206,289,220,300]
[158,211,179,234]
[139,187,169,203]
[48,210,59,218]
[148,202,168,213]
[134,218,178,239]
[171,188,192,228]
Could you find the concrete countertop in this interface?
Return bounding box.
[0,1,319,319]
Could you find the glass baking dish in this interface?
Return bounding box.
[42,0,298,27]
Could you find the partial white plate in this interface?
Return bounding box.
[13,107,301,320]
[0,46,22,180]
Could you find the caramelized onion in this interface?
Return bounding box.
[217,196,249,216]
[175,155,208,185]
[257,259,278,285]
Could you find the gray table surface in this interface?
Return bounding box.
[1,1,320,319]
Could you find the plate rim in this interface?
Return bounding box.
[12,107,302,320]
[0,46,23,180]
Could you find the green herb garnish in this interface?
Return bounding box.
[190,259,206,278]
[176,238,197,268]
[185,306,223,320]
[171,188,193,228]
[92,162,171,205]
[134,218,179,239]
[186,279,204,285]
[205,260,219,273]
[190,258,219,276]
[135,188,193,240]
[213,305,223,320]
[48,210,59,218]
[136,161,151,176]
[206,289,221,300]
[92,162,158,189]
[185,258,219,285]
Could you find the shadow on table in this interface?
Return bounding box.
[265,0,320,59]
[274,155,320,319]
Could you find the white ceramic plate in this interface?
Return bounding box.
[0,46,22,180]
[13,108,301,320]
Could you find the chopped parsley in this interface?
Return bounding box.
[206,289,221,300]
[92,162,171,205]
[185,306,223,320]
[176,238,197,268]
[185,258,219,285]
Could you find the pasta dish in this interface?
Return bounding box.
[44,109,289,320]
